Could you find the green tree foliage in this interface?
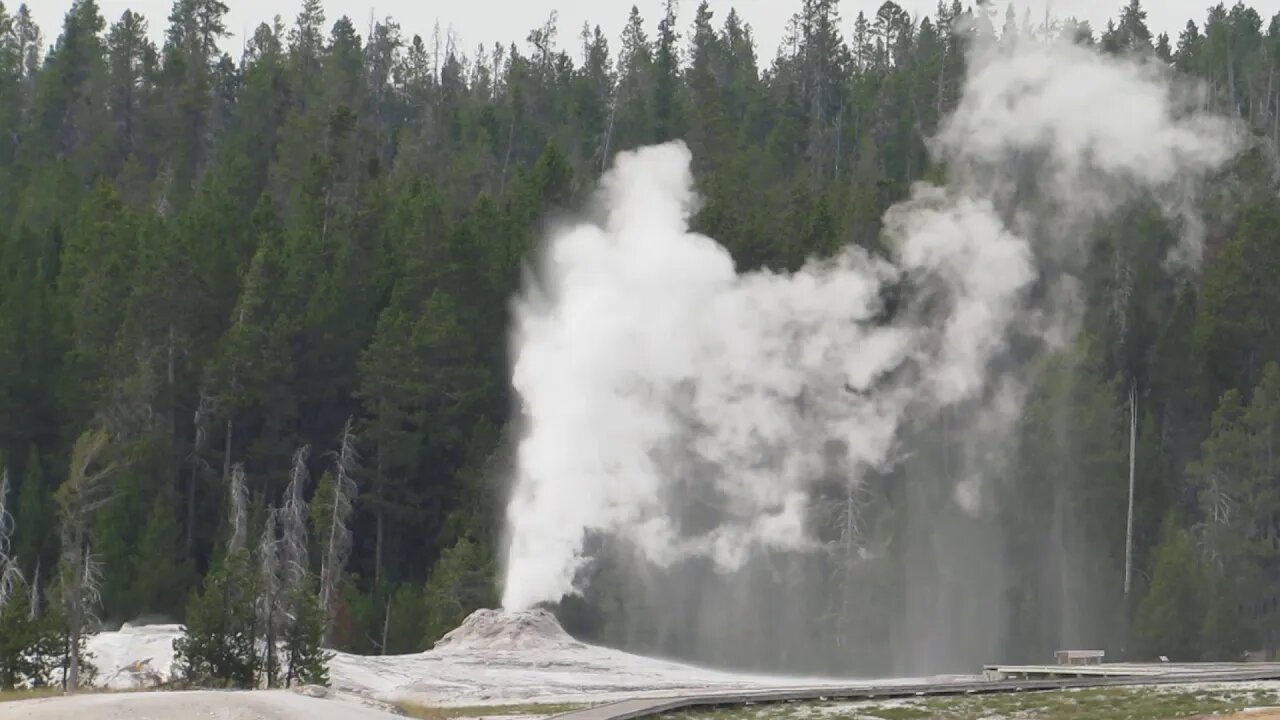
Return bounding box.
[173,550,258,688]
[997,337,1128,658]
[422,537,498,647]
[1201,563,1251,662]
[12,447,52,578]
[131,493,195,618]
[282,582,331,686]
[0,586,43,689]
[1132,518,1204,661]
[4,0,1280,665]
[175,545,333,688]
[0,579,92,690]
[0,582,97,691]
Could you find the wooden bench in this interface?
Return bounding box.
[1055,649,1105,665]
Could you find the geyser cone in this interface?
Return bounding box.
[434,608,584,653]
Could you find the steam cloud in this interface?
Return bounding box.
[501,35,1238,613]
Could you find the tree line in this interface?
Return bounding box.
[0,0,1279,682]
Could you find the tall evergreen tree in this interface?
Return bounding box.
[5,0,1280,668]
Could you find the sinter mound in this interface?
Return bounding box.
[433,608,585,653]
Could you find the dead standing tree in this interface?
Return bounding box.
[226,463,248,554]
[256,446,311,688]
[319,418,359,643]
[281,446,310,592]
[257,509,283,687]
[54,429,118,692]
[0,469,25,607]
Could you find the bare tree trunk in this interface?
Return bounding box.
[320,419,358,645]
[264,610,277,688]
[602,94,619,174]
[833,107,844,181]
[1228,41,1238,117]
[67,632,78,691]
[29,561,40,621]
[167,324,176,398]
[64,531,84,693]
[936,48,947,121]
[1269,62,1278,145]
[381,595,392,656]
[223,417,234,483]
[499,111,517,195]
[57,430,116,693]
[373,444,385,592]
[185,469,197,556]
[66,585,80,691]
[1124,382,1137,597]
[374,511,384,593]
[321,186,333,246]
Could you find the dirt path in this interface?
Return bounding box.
[0,690,403,720]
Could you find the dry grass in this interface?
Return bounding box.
[0,688,78,703]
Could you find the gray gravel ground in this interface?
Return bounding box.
[0,690,405,720]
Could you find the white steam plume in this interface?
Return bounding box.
[501,35,1238,612]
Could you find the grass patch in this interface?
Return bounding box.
[398,701,589,719]
[659,685,1280,720]
[856,707,931,720]
[0,688,64,703]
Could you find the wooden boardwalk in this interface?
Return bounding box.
[984,661,1280,680]
[548,665,1280,720]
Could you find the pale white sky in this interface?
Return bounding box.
[30,0,1280,62]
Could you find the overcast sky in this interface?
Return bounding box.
[29,0,1280,64]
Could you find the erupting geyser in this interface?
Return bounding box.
[502,31,1240,673]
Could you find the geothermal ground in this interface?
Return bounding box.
[328,609,899,706]
[0,609,919,719]
[1,610,1278,719]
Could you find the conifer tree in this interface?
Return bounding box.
[13,447,50,584]
[282,580,330,686]
[131,493,192,617]
[173,549,258,688]
[5,0,1280,668]
[1132,518,1204,660]
[422,537,497,646]
[0,582,38,689]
